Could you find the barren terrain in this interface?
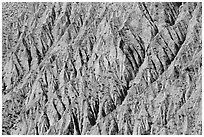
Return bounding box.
[2,2,202,135]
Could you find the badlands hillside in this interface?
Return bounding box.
[2,2,202,135]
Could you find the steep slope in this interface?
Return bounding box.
[2,2,202,135]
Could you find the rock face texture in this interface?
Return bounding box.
[2,2,202,135]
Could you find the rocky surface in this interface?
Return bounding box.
[2,2,202,135]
